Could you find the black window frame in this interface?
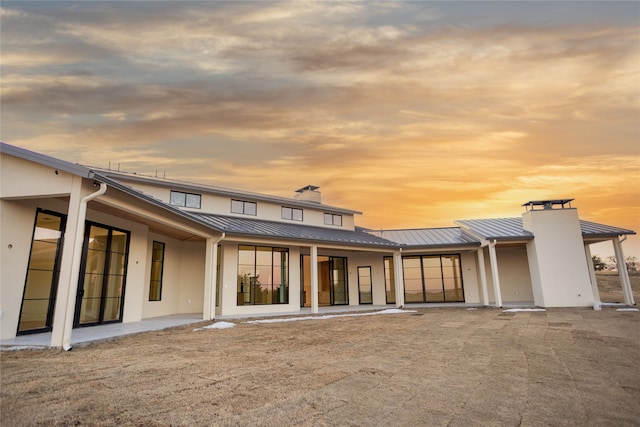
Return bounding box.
[282,206,303,221]
[324,213,342,226]
[231,199,257,216]
[170,190,201,209]
[148,241,165,302]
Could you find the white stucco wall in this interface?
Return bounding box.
[523,208,595,307]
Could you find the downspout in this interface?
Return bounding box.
[62,181,107,351]
[207,232,225,319]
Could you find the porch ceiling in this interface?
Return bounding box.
[88,199,205,242]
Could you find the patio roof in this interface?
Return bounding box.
[366,227,480,249]
[191,213,400,248]
[455,217,635,242]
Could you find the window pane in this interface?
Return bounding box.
[170,191,186,206]
[29,241,58,270]
[292,209,303,221]
[186,193,201,208]
[282,207,292,219]
[333,215,342,226]
[231,200,244,213]
[324,213,332,225]
[110,231,128,254]
[149,241,164,301]
[103,297,122,321]
[18,300,49,331]
[245,202,257,215]
[23,270,55,299]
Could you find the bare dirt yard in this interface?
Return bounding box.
[2,276,639,426]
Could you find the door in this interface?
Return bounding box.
[74,222,130,327]
[17,210,66,335]
[300,255,348,306]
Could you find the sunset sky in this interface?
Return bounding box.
[1,1,639,258]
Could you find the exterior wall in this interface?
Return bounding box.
[141,234,204,318]
[1,154,77,198]
[523,208,595,307]
[460,251,481,304]
[108,177,356,231]
[346,251,388,305]
[480,246,534,304]
[0,199,40,339]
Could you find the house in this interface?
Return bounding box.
[1,142,636,348]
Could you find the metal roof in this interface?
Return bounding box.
[455,218,534,241]
[190,213,400,248]
[455,217,635,241]
[366,228,480,248]
[578,219,636,239]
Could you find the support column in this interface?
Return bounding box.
[488,240,503,308]
[203,237,216,320]
[310,245,319,314]
[477,247,490,306]
[393,250,405,308]
[584,243,601,307]
[51,178,106,349]
[613,237,635,305]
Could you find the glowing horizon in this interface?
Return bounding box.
[1,1,638,258]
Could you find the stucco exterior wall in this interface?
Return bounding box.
[523,208,595,307]
[460,251,481,304]
[1,154,76,199]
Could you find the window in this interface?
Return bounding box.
[17,209,67,335]
[324,213,342,226]
[231,200,257,216]
[401,254,464,303]
[282,206,303,221]
[237,245,289,305]
[384,257,396,304]
[358,266,373,304]
[149,241,165,301]
[170,190,201,209]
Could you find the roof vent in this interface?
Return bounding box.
[522,199,574,211]
[294,185,321,203]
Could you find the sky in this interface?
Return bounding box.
[1,1,639,259]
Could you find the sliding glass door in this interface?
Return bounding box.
[301,255,349,307]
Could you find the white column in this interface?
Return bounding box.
[488,240,503,308]
[51,179,106,349]
[613,237,635,305]
[393,250,405,308]
[310,245,319,314]
[477,247,490,306]
[203,237,216,320]
[584,244,601,307]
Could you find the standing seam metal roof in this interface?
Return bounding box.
[366,228,480,248]
[191,213,400,248]
[455,217,635,241]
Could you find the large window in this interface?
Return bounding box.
[324,213,342,226]
[231,200,257,216]
[17,209,67,335]
[282,206,303,221]
[149,241,165,301]
[384,257,396,304]
[402,254,464,303]
[237,245,289,305]
[170,190,201,209]
[75,222,130,326]
[358,266,372,304]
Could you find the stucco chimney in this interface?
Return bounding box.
[294,185,321,203]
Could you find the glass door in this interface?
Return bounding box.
[300,255,348,306]
[74,222,130,327]
[17,210,66,335]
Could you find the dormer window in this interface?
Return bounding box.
[231,199,257,216]
[324,213,342,226]
[282,206,303,221]
[170,190,201,209]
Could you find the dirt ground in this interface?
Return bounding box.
[2,276,639,426]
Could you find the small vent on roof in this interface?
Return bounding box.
[294,185,321,203]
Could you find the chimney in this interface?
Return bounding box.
[294,185,321,203]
